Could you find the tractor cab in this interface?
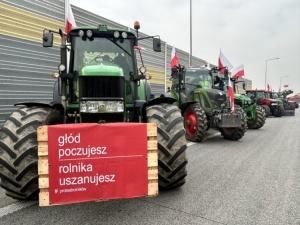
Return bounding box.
[42,23,162,123]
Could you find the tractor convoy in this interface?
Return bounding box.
[0,22,188,201]
[245,89,284,117]
[0,21,297,205]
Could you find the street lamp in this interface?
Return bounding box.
[265,57,279,89]
[190,0,192,66]
[279,76,289,92]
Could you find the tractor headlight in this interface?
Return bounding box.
[114,31,120,38]
[271,103,278,105]
[58,64,66,72]
[86,30,93,38]
[121,32,127,38]
[78,30,84,37]
[139,66,146,74]
[80,101,124,113]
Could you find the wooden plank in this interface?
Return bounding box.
[147,123,158,197]
[38,157,48,175]
[39,189,50,207]
[39,175,49,189]
[37,126,48,142]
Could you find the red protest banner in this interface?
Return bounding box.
[46,123,149,205]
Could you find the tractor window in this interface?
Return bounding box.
[72,37,134,78]
[256,92,265,99]
[185,69,212,89]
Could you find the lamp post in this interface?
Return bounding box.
[189,0,192,66]
[265,57,279,89]
[279,76,289,92]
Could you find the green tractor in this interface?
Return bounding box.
[161,65,247,142]
[0,22,188,200]
[228,78,266,129]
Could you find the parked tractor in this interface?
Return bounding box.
[0,22,188,200]
[229,78,266,129]
[245,90,284,117]
[268,92,296,110]
[161,65,247,142]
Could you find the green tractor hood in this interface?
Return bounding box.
[79,62,124,77]
[234,93,251,103]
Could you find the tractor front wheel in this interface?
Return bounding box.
[219,106,247,141]
[183,103,208,142]
[146,103,188,189]
[272,105,284,117]
[260,105,271,117]
[0,106,63,200]
[247,105,266,129]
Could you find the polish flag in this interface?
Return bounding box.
[218,50,233,74]
[231,64,245,79]
[171,45,179,68]
[65,0,76,34]
[228,77,235,114]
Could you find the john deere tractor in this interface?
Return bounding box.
[228,78,266,129]
[246,89,284,117]
[162,65,247,142]
[0,22,188,200]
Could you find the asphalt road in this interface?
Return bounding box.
[0,110,299,225]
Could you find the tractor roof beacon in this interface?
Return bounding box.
[0,22,188,201]
[162,65,247,142]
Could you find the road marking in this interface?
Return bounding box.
[0,201,37,218]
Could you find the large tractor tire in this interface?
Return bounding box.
[247,105,266,129]
[219,106,247,141]
[0,106,63,200]
[272,105,284,117]
[146,103,188,189]
[260,104,271,117]
[183,103,208,142]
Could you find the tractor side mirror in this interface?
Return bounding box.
[224,68,229,79]
[153,38,161,52]
[43,32,53,47]
[170,67,178,80]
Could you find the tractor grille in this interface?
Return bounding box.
[80,76,124,98]
[79,76,125,123]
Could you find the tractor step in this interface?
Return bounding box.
[283,110,295,116]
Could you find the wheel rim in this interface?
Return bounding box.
[185,111,197,136]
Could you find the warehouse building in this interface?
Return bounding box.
[0,0,251,127]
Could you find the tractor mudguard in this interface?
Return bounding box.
[14,101,64,115]
[141,97,177,121]
[217,113,241,128]
[179,101,198,114]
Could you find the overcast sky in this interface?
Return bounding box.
[71,0,300,94]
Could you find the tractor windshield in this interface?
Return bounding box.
[272,92,279,98]
[72,37,134,78]
[185,69,212,89]
[256,91,266,99]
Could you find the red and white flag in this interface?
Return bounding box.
[228,77,235,114]
[231,64,244,79]
[218,50,233,74]
[171,45,179,68]
[267,84,271,93]
[65,0,76,34]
